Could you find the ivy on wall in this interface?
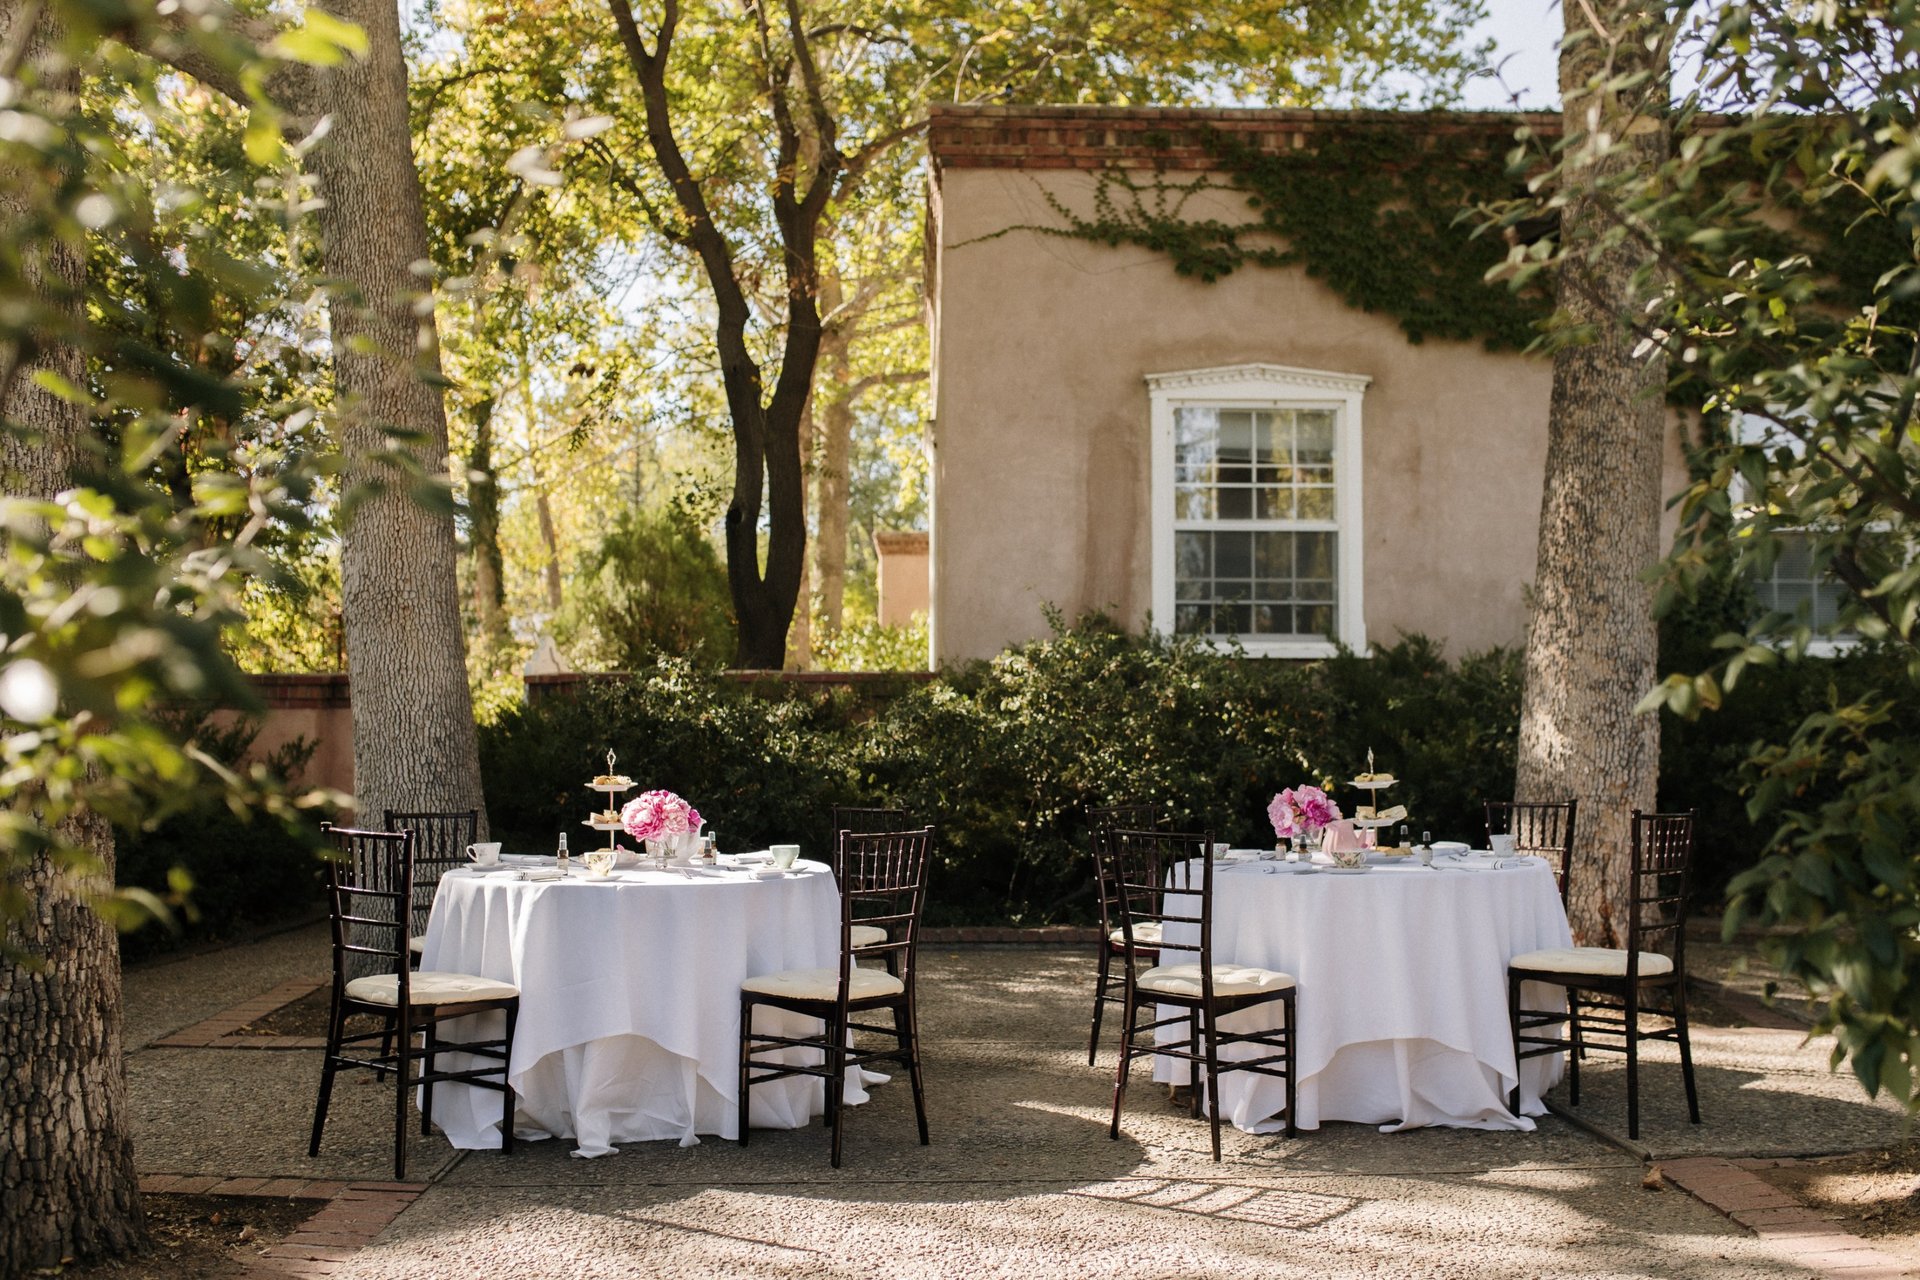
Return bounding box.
[1031,123,1552,352]
[1025,121,1914,373]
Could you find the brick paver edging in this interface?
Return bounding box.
[1659,1157,1910,1278]
[139,1174,425,1278]
[149,976,329,1050]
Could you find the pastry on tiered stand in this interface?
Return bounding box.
[583,749,634,858]
[1349,750,1411,854]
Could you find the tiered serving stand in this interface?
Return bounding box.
[582,750,633,856]
[1348,751,1408,850]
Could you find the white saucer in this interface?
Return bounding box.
[1324,867,1372,875]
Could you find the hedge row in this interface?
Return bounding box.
[119,614,1911,948]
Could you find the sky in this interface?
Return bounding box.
[1459,0,1563,110]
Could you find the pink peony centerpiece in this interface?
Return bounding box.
[620,789,703,843]
[1268,784,1342,840]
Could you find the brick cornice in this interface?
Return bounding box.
[927,103,1561,175]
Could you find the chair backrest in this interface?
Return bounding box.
[1486,799,1578,906]
[383,809,480,935]
[1106,827,1213,988]
[321,823,414,992]
[1088,804,1159,934]
[832,806,911,836]
[1628,810,1695,976]
[836,828,934,997]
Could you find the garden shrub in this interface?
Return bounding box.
[115,715,326,961]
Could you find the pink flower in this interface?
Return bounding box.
[1269,783,1342,839]
[621,790,701,842]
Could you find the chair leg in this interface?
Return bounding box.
[393,1006,412,1182]
[1566,988,1582,1107]
[1283,991,1298,1140]
[1187,1011,1201,1118]
[1625,986,1641,1142]
[737,994,754,1148]
[1507,973,1522,1116]
[895,999,929,1146]
[1088,943,1111,1066]
[309,993,343,1158]
[828,1008,849,1169]
[420,1021,436,1137]
[500,1001,518,1156]
[375,1014,395,1083]
[1110,993,1138,1141]
[1674,982,1701,1125]
[1201,1004,1223,1163]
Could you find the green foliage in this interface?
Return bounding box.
[552,505,735,668]
[483,620,1531,926]
[1470,1,1920,1105]
[1031,124,1550,350]
[811,614,929,672]
[115,716,325,961]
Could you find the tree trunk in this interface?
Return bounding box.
[467,395,507,644]
[812,277,853,638]
[0,9,146,1271]
[788,386,815,671]
[1514,0,1669,947]
[307,0,488,830]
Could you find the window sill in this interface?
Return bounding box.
[1192,637,1353,660]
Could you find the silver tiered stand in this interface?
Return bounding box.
[582,750,633,857]
[1348,751,1406,849]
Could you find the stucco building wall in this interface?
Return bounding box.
[927,107,1690,664]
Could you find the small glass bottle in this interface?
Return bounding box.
[1397,823,1409,852]
[556,831,570,872]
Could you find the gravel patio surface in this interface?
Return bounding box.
[120,931,1915,1278]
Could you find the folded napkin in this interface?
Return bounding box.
[517,868,566,882]
[727,852,773,865]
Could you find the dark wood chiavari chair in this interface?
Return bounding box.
[1086,803,1160,1065]
[1485,799,1579,906]
[1105,827,1298,1161]
[309,824,520,1180]
[738,827,933,1167]
[383,809,481,962]
[1507,810,1700,1140]
[830,806,913,973]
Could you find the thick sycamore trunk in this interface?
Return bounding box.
[1515,0,1669,947]
[308,0,487,828]
[0,7,146,1270]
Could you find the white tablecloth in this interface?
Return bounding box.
[1153,856,1572,1133]
[420,858,867,1156]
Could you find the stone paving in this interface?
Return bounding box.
[119,928,1918,1278]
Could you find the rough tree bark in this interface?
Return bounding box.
[1514,0,1669,947]
[467,395,509,644]
[810,276,852,639]
[0,5,147,1270]
[138,0,489,829]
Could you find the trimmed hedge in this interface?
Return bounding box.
[484,620,1534,926]
[115,715,326,960]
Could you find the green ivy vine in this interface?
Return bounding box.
[1033,124,1551,352]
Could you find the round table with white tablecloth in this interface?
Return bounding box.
[419,857,869,1157]
[1153,855,1572,1133]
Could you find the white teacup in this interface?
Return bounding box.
[583,850,616,878]
[1211,842,1231,859]
[1490,833,1518,857]
[466,841,503,867]
[770,844,800,870]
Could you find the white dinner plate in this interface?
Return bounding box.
[1431,841,1471,855]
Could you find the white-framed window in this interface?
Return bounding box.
[1733,411,1862,656]
[1148,364,1370,658]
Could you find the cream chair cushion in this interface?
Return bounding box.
[1110,921,1164,948]
[408,935,426,956]
[741,966,904,1002]
[849,924,889,949]
[1510,947,1674,979]
[344,971,519,1007]
[1136,962,1295,999]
